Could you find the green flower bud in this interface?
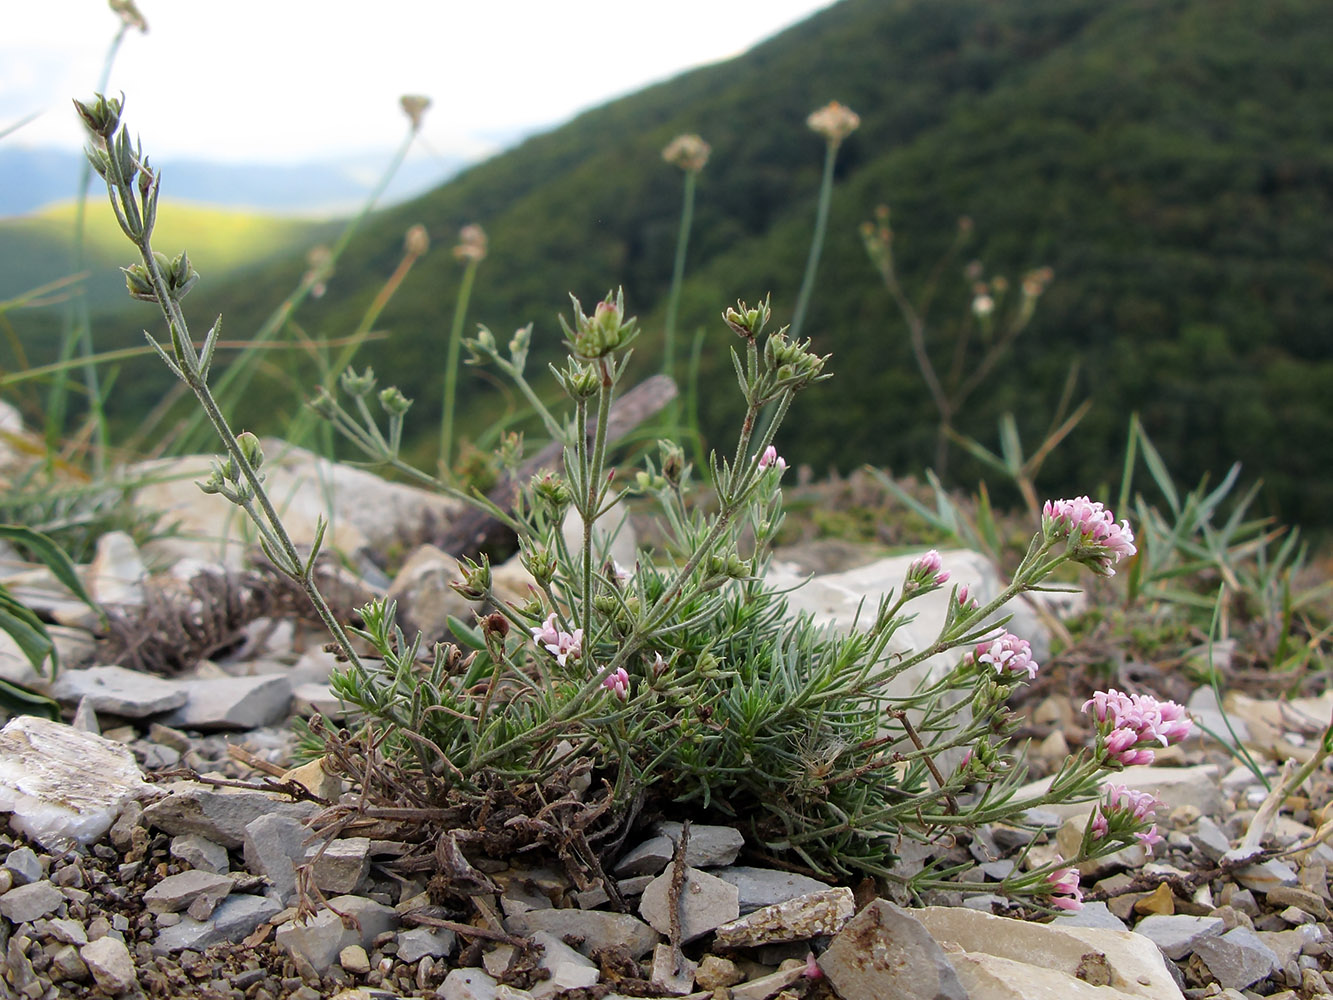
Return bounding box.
[723,297,771,339]
[531,471,572,512]
[379,386,412,416]
[73,93,123,140]
[658,440,685,485]
[451,554,492,601]
[559,289,640,359]
[122,261,156,302]
[235,431,264,470]
[521,543,557,585]
[340,367,376,398]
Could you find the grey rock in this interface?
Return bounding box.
[143,869,234,914]
[713,865,831,913]
[143,784,318,848]
[819,899,967,1000]
[397,926,456,962]
[71,697,100,734]
[1050,900,1127,930]
[4,846,42,885]
[1134,914,1225,959]
[386,545,475,644]
[0,879,65,922]
[438,968,525,1000]
[528,930,599,999]
[162,673,292,730]
[650,942,695,995]
[1191,816,1232,862]
[1194,927,1279,990]
[1234,858,1299,893]
[50,942,89,982]
[275,894,398,971]
[51,664,187,718]
[305,836,371,894]
[80,934,138,994]
[613,835,674,876]
[0,715,153,847]
[244,813,309,904]
[505,908,659,959]
[46,917,90,945]
[655,822,744,867]
[1258,925,1322,971]
[638,866,739,943]
[152,893,282,953]
[170,833,230,874]
[713,887,855,948]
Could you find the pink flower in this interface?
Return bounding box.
[758,445,787,472]
[601,666,630,699]
[1092,784,1162,853]
[530,613,583,667]
[1046,866,1083,911]
[907,549,950,589]
[1082,689,1192,765]
[972,632,1039,680]
[955,584,978,609]
[1043,496,1137,575]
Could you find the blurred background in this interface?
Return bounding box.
[3,0,1330,527]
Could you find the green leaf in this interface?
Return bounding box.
[0,525,105,630]
[0,590,56,675]
[0,676,60,721]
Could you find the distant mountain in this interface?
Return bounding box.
[33,0,1333,525]
[0,146,467,218]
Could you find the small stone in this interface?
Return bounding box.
[51,664,187,717]
[162,674,293,730]
[1134,914,1225,959]
[1235,859,1299,893]
[655,822,745,867]
[650,942,695,994]
[142,783,318,849]
[152,893,282,953]
[695,955,744,989]
[396,926,456,962]
[4,846,43,885]
[1051,901,1127,930]
[275,895,398,971]
[46,916,90,945]
[1194,926,1279,990]
[639,866,739,943]
[50,942,89,982]
[0,880,65,922]
[1266,885,1329,920]
[81,935,138,994]
[819,899,967,1000]
[244,813,309,904]
[283,757,344,800]
[307,837,371,894]
[339,944,371,974]
[614,835,674,876]
[1190,816,1232,861]
[1133,882,1176,916]
[527,930,598,999]
[170,833,230,874]
[712,866,832,913]
[713,887,854,947]
[438,967,508,1000]
[143,869,234,914]
[504,908,658,959]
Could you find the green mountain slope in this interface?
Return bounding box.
[80,0,1333,523]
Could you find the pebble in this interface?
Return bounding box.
[1193,926,1280,990]
[638,865,739,943]
[1134,913,1225,958]
[0,880,65,922]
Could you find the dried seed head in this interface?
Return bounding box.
[400,94,431,131]
[404,224,429,257]
[453,224,487,263]
[662,133,711,172]
[806,101,860,144]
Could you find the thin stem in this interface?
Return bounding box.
[439,257,480,476]
[790,140,840,340]
[663,170,697,379]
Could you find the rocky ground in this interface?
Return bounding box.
[2,437,1333,1000]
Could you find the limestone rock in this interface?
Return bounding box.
[656,822,745,867]
[162,673,292,730]
[713,887,855,947]
[504,907,659,959]
[818,899,967,1000]
[0,879,65,922]
[397,926,456,962]
[1133,914,1225,959]
[86,530,147,608]
[0,716,153,847]
[650,942,695,995]
[143,783,318,848]
[152,893,283,953]
[639,866,739,943]
[143,869,234,914]
[275,894,399,971]
[915,905,1184,1000]
[949,951,1155,1000]
[386,545,475,644]
[243,813,309,904]
[614,835,675,876]
[51,664,188,717]
[306,836,371,895]
[528,930,599,999]
[1193,927,1279,990]
[170,833,230,874]
[713,865,832,913]
[80,935,138,995]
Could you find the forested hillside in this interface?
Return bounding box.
[65,0,1333,522]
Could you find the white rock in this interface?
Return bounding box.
[86,530,146,607]
[0,716,153,847]
[950,951,1154,999]
[915,905,1184,1000]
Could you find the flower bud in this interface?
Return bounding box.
[658,440,685,485]
[531,471,572,511]
[399,94,431,131]
[521,543,557,585]
[806,101,860,144]
[453,224,487,263]
[340,367,376,398]
[404,224,429,257]
[235,431,264,470]
[662,133,711,173]
[378,386,412,416]
[452,554,492,601]
[723,297,770,339]
[73,93,124,140]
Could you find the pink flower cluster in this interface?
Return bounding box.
[906,549,950,589]
[758,445,787,472]
[1092,784,1163,853]
[1042,496,1137,575]
[972,631,1039,680]
[1083,689,1192,765]
[1046,865,1083,911]
[530,613,583,667]
[602,666,630,699]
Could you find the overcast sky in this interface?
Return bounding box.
[4,1,833,167]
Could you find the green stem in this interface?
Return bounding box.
[790,140,840,340]
[663,170,697,379]
[439,257,480,476]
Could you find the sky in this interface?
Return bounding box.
[3,0,834,169]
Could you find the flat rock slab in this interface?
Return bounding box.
[656,822,745,868]
[915,904,1184,1000]
[639,866,739,943]
[713,865,832,913]
[162,674,292,730]
[713,887,854,947]
[143,869,234,914]
[0,879,65,922]
[0,715,153,847]
[1134,914,1225,959]
[950,951,1156,1000]
[50,665,187,717]
[275,895,399,971]
[153,893,283,953]
[143,783,318,849]
[504,907,659,959]
[1193,927,1279,991]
